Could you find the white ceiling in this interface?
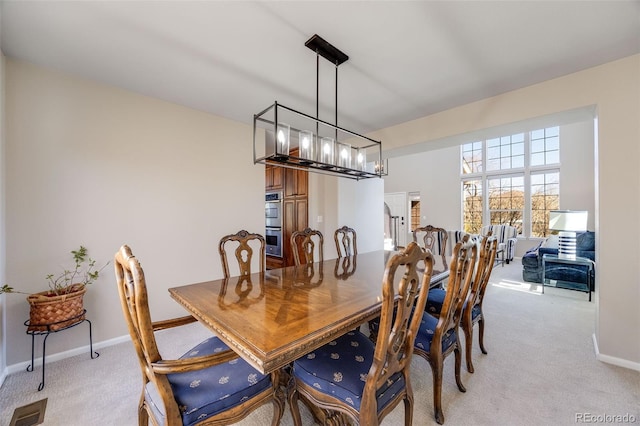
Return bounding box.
[2,1,639,135]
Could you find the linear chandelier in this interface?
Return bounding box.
[253,34,385,180]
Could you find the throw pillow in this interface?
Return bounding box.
[542,235,559,249]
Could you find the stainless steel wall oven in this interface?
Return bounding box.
[265,191,283,257]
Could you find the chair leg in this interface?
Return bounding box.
[453,342,466,393]
[271,371,286,426]
[403,388,414,426]
[463,320,475,374]
[138,393,149,426]
[478,316,488,354]
[429,355,445,425]
[287,375,303,426]
[138,404,149,426]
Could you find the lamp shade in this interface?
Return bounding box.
[549,210,588,232]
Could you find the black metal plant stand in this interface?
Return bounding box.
[24,309,99,391]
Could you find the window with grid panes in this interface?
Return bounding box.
[461,126,560,237]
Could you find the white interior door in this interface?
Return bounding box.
[384,192,408,248]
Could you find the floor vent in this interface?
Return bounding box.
[9,398,47,426]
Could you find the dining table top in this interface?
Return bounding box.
[169,249,448,374]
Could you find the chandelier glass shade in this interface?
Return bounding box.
[253,34,384,180]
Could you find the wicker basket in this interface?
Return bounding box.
[27,284,86,332]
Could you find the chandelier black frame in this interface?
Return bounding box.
[253,34,384,180]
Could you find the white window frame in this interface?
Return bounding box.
[461,127,560,238]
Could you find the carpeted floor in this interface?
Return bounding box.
[1,261,639,425]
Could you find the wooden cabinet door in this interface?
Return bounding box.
[283,198,309,267]
[285,168,308,197]
[266,165,284,191]
[283,198,297,267]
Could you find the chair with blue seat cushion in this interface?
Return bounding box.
[414,238,477,425]
[461,235,497,373]
[424,235,498,373]
[287,242,434,426]
[114,245,285,426]
[481,224,518,264]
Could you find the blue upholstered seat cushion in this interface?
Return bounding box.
[425,288,446,315]
[292,331,406,412]
[426,289,482,321]
[414,312,458,354]
[144,336,271,426]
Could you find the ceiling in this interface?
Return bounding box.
[2,1,639,136]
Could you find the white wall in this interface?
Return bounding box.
[382,118,595,258]
[368,54,640,369]
[307,172,383,261]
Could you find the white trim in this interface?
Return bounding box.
[592,333,640,372]
[4,334,130,377]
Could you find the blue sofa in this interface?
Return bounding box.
[522,231,595,290]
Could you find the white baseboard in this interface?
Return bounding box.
[592,333,640,372]
[5,334,131,376]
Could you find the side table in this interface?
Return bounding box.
[25,309,99,390]
[541,254,595,302]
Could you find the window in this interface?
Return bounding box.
[461,126,560,238]
[462,179,483,234]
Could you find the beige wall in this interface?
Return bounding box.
[0,51,6,381]
[3,60,270,365]
[370,54,640,368]
[2,54,639,371]
[2,59,383,368]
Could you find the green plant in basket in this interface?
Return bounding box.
[1,245,109,297]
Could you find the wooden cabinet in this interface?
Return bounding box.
[265,165,283,191]
[283,197,308,267]
[284,168,308,197]
[266,154,309,267]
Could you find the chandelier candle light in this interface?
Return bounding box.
[548,210,588,260]
[253,34,384,179]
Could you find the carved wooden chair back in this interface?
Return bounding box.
[291,228,324,266]
[363,242,434,422]
[287,241,434,425]
[413,225,448,271]
[114,244,285,426]
[461,234,498,373]
[334,225,358,257]
[413,235,477,424]
[114,245,163,390]
[218,230,265,279]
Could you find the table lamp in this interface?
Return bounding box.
[548,210,588,260]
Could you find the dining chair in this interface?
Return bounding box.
[114,245,285,426]
[291,227,324,266]
[287,241,434,426]
[423,234,498,373]
[461,235,498,373]
[413,237,477,425]
[218,229,265,278]
[413,225,448,272]
[334,225,357,257]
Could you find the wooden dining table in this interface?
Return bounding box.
[169,250,448,375]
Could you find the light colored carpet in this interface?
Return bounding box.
[2,261,639,425]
